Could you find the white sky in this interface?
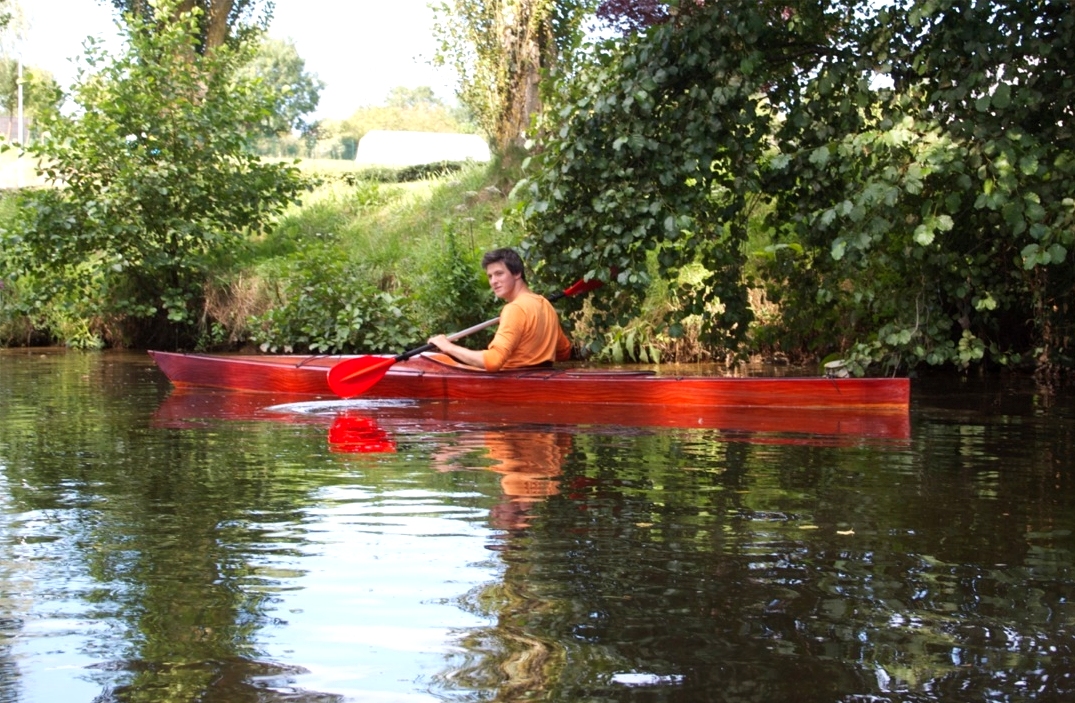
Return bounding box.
[16,0,459,120]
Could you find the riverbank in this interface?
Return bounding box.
[0,159,513,356]
[2,152,1068,378]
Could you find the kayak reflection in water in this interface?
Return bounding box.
[427,248,572,371]
[433,429,572,531]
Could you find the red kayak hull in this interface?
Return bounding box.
[148,350,909,410]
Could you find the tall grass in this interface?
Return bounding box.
[223,161,510,353]
[0,158,513,352]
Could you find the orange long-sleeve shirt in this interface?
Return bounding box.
[481,291,572,371]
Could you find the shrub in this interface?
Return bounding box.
[15,0,305,349]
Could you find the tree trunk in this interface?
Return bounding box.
[110,0,241,52]
[494,1,554,163]
[204,0,234,51]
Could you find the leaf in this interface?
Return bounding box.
[991,83,1011,109]
[1020,243,1043,269]
[974,293,997,311]
[769,153,791,170]
[809,146,831,166]
[913,224,935,246]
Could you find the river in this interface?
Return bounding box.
[1,349,1073,702]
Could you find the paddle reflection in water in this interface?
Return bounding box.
[326,413,398,454]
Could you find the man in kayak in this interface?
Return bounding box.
[427,248,572,371]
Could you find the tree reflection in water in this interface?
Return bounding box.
[5,356,1074,703]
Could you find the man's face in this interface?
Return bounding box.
[485,261,523,301]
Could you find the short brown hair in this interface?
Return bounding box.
[481,248,526,281]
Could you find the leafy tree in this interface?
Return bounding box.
[762,0,1075,374]
[519,0,810,354]
[0,60,61,128]
[386,86,441,110]
[102,0,271,52]
[521,0,1074,373]
[239,36,323,135]
[14,0,305,348]
[431,0,598,161]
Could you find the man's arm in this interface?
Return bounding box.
[427,334,488,369]
[555,327,572,362]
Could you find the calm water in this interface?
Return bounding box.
[1,349,1073,703]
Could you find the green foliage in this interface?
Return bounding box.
[243,163,506,355]
[520,2,774,356]
[256,177,402,262]
[248,244,419,355]
[521,0,1074,374]
[12,0,305,348]
[598,320,662,364]
[0,59,61,121]
[239,37,324,135]
[104,0,272,53]
[410,218,500,337]
[431,0,599,156]
[762,0,1075,373]
[0,188,109,347]
[304,161,478,186]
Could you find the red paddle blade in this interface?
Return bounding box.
[327,356,397,398]
[562,277,604,297]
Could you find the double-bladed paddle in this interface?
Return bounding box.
[326,276,603,398]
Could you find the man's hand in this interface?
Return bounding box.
[427,334,452,352]
[427,334,487,369]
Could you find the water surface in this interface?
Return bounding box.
[1,350,1073,702]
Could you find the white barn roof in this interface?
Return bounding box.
[354,130,491,167]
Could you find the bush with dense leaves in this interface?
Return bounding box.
[10,0,305,348]
[521,0,1074,374]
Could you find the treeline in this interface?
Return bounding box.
[0,1,498,355]
[0,0,1071,380]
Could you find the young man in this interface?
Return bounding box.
[427,248,572,371]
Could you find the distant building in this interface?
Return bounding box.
[0,115,33,143]
[354,130,491,167]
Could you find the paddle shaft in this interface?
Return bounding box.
[391,316,499,363]
[391,288,571,363]
[327,283,594,396]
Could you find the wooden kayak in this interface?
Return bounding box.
[148,350,910,410]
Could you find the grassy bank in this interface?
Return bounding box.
[1,156,773,364]
[0,158,520,354]
[225,160,512,354]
